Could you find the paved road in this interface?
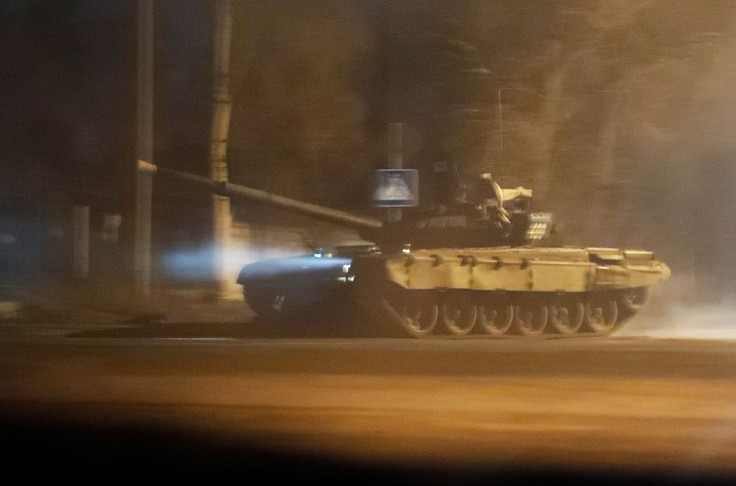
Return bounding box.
[2,318,736,484]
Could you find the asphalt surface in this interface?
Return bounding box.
[2,310,736,485]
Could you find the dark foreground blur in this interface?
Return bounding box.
[4,411,732,486]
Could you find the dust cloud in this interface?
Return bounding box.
[618,273,736,340]
[620,302,736,341]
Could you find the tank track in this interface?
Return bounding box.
[379,287,649,338]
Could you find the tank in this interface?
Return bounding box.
[152,164,671,338]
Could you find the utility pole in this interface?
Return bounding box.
[134,0,154,298]
[209,0,234,296]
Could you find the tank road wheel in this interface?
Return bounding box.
[478,300,514,337]
[382,291,439,338]
[619,287,649,314]
[615,287,649,326]
[513,301,548,337]
[441,294,477,336]
[548,297,585,335]
[243,284,285,322]
[584,297,618,335]
[401,297,439,338]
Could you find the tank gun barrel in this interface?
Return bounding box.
[143,162,384,231]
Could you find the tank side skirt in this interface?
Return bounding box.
[385,252,669,293]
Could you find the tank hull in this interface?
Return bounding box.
[238,245,670,338]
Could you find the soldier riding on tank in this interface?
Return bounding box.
[472,172,511,226]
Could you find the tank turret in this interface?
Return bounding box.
[149,163,671,339]
[154,164,552,250]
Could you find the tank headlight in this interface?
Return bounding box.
[313,247,333,258]
[402,244,411,254]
